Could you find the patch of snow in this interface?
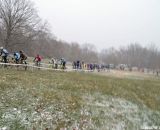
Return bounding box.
[0,86,160,130]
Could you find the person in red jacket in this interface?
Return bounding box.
[33,54,42,67]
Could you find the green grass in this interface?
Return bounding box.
[0,69,160,129]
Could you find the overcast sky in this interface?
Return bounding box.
[34,0,160,50]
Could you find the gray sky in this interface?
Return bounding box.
[34,0,160,50]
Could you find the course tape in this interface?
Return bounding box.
[0,62,93,72]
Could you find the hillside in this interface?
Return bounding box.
[0,69,160,130]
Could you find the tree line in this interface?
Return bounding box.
[0,0,160,69]
[100,43,160,70]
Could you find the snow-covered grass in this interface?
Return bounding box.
[0,69,160,130]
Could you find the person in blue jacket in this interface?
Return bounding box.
[13,52,21,64]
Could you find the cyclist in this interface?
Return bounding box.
[13,52,20,64]
[0,47,9,63]
[33,54,42,67]
[61,58,66,69]
[19,50,27,64]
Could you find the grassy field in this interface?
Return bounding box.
[0,68,160,130]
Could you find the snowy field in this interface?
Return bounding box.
[0,69,160,130]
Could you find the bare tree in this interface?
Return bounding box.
[99,43,160,70]
[100,47,119,65]
[0,0,40,49]
[68,42,82,61]
[81,43,98,63]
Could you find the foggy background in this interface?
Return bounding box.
[1,0,160,69]
[34,0,160,50]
